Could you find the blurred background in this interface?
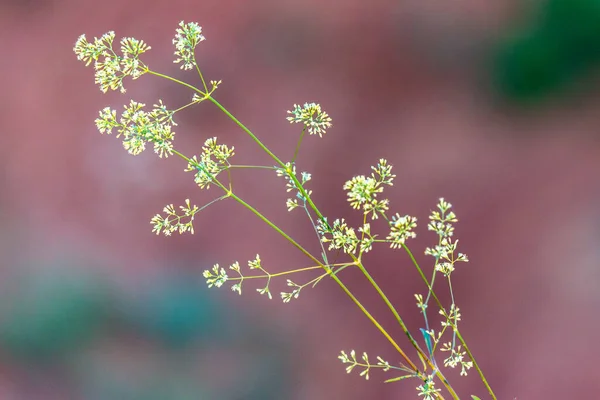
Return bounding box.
[1,0,599,398]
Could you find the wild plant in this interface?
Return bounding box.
[74,21,496,400]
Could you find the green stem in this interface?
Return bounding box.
[208,97,284,164]
[172,101,199,113]
[291,126,306,163]
[228,265,325,281]
[146,69,205,96]
[228,192,324,265]
[194,61,208,93]
[229,165,277,170]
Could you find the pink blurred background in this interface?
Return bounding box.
[1,0,600,399]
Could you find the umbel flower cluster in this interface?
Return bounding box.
[74,21,496,400]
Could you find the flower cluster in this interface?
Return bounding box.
[417,376,441,400]
[150,199,199,236]
[173,21,205,70]
[286,103,332,137]
[95,100,176,157]
[203,264,228,288]
[281,279,303,303]
[317,159,418,254]
[338,350,402,381]
[317,218,360,255]
[440,304,461,329]
[425,198,468,276]
[185,137,234,189]
[204,256,324,304]
[387,213,418,248]
[204,255,274,299]
[440,342,473,376]
[343,159,394,220]
[73,31,150,93]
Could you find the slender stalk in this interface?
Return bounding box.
[291,126,306,163]
[194,59,208,93]
[147,69,205,96]
[228,165,277,170]
[227,265,324,280]
[172,101,200,113]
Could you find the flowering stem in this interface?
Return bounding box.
[228,263,353,281]
[353,257,458,399]
[401,244,497,400]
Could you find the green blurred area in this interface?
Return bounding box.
[0,261,290,399]
[492,0,600,103]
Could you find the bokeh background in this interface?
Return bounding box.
[1,0,600,398]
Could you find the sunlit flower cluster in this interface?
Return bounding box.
[204,255,276,300]
[286,102,332,137]
[95,100,176,157]
[74,31,150,93]
[173,21,205,70]
[343,159,394,220]
[150,199,199,236]
[339,350,404,382]
[441,342,473,376]
[185,137,234,189]
[387,214,418,248]
[417,376,441,400]
[317,218,360,254]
